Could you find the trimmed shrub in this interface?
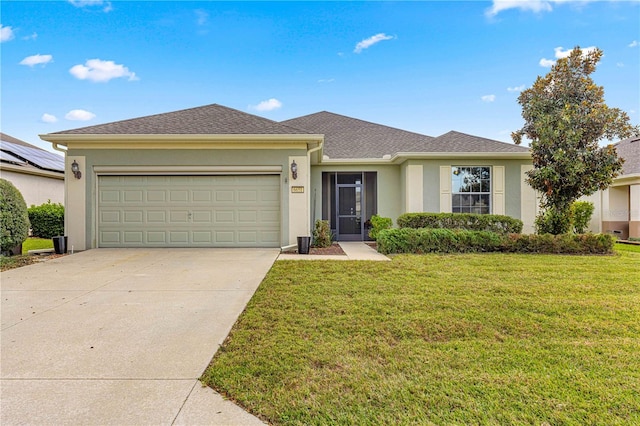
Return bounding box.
[368,214,392,240]
[377,228,504,254]
[535,206,572,235]
[312,220,332,248]
[377,228,615,255]
[571,201,595,234]
[397,212,523,234]
[28,201,64,239]
[502,233,615,255]
[0,179,30,254]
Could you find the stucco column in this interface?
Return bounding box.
[405,164,423,213]
[65,156,86,251]
[630,184,640,238]
[288,155,309,245]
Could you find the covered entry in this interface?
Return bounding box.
[322,172,377,241]
[97,174,281,247]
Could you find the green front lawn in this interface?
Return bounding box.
[22,237,54,254]
[202,249,640,425]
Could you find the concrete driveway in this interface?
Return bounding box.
[1,248,278,425]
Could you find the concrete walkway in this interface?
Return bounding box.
[277,242,390,261]
[1,248,276,425]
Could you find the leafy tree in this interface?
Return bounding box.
[512,47,639,234]
[0,179,30,254]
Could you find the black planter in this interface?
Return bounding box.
[52,236,68,254]
[297,236,311,254]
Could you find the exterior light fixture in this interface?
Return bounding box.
[71,160,82,179]
[291,160,298,180]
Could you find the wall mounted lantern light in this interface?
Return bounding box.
[71,160,82,179]
[290,160,298,180]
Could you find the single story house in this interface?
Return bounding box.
[596,136,640,239]
[1,132,65,206]
[40,103,536,250]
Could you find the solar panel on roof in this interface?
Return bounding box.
[0,150,28,165]
[0,141,64,172]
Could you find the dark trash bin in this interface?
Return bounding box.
[297,236,311,254]
[52,236,68,254]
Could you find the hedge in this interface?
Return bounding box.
[377,228,504,254]
[397,212,523,234]
[28,201,64,239]
[377,228,615,255]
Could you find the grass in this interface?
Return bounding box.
[0,238,54,271]
[22,237,54,254]
[616,242,640,253]
[202,249,640,425]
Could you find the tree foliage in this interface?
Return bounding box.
[512,46,639,234]
[0,179,30,254]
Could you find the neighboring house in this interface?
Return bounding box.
[39,103,535,250]
[595,136,640,239]
[0,132,65,207]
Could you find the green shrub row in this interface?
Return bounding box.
[501,233,615,254]
[377,228,504,254]
[28,201,64,239]
[397,212,523,234]
[377,228,615,255]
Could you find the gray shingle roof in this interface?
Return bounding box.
[281,111,432,159]
[614,136,640,175]
[425,131,530,154]
[282,112,529,159]
[51,104,314,135]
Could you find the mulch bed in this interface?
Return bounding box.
[282,243,346,256]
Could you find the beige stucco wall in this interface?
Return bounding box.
[0,169,64,207]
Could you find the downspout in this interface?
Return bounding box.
[51,143,68,153]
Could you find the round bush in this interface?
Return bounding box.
[0,179,30,254]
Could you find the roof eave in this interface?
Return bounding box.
[39,133,325,145]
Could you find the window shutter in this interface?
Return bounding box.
[439,166,451,213]
[492,165,505,215]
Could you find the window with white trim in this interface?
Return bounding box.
[451,166,491,214]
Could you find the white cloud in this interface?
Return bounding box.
[70,59,138,82]
[486,0,553,17]
[629,40,639,48]
[68,0,112,12]
[195,9,209,26]
[617,62,624,68]
[481,94,496,102]
[22,32,38,41]
[41,113,58,123]
[20,54,53,67]
[249,98,283,112]
[1,25,15,42]
[354,33,394,53]
[318,78,335,83]
[539,58,556,67]
[539,46,597,67]
[507,85,525,92]
[65,109,96,121]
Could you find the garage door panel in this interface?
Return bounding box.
[98,175,280,247]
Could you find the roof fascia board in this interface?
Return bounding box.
[40,133,324,144]
[319,151,532,165]
[0,163,65,179]
[611,173,640,186]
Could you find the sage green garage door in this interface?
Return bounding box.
[98,175,280,247]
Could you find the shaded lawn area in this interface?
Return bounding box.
[202,250,640,425]
[0,238,54,271]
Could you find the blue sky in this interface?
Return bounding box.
[2,0,639,152]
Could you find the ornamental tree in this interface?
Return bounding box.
[512,46,639,234]
[0,179,30,254]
